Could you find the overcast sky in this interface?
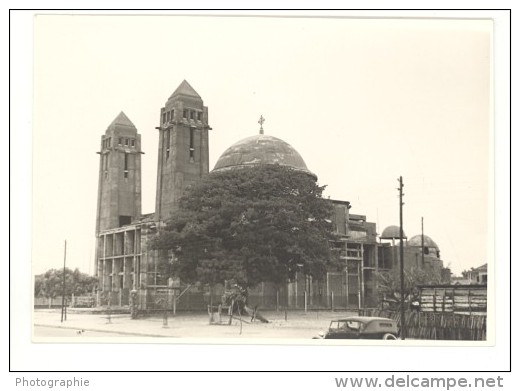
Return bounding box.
[31,14,492,276]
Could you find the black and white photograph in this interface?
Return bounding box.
[10,9,511,375]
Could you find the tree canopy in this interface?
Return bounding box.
[153,165,340,288]
[34,268,98,298]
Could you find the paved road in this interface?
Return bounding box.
[34,325,128,338]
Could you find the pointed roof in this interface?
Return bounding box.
[108,111,136,129]
[169,80,201,100]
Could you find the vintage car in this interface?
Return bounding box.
[314,316,399,340]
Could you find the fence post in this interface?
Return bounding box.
[172,289,177,315]
[130,290,138,319]
[468,289,472,315]
[433,288,436,313]
[331,291,334,312]
[163,306,168,328]
[276,290,279,312]
[304,291,308,313]
[106,296,112,324]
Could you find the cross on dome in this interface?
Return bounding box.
[258,115,265,134]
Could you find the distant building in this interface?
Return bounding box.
[461,264,488,285]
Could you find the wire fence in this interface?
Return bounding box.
[135,290,365,312]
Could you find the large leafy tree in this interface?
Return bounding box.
[153,165,340,288]
[34,268,98,298]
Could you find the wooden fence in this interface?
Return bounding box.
[360,308,486,341]
[418,285,487,314]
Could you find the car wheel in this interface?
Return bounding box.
[382,333,397,340]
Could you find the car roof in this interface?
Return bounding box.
[332,316,395,323]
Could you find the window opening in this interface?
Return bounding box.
[189,128,195,160]
[124,152,129,178]
[166,129,171,159]
[183,109,187,118]
[103,154,108,179]
[131,139,135,147]
[162,112,167,123]
[119,215,132,227]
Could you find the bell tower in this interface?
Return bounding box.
[96,111,142,234]
[155,80,210,221]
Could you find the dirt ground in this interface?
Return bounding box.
[33,309,359,340]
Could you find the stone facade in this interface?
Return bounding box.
[95,112,142,234]
[155,80,210,221]
[95,80,211,307]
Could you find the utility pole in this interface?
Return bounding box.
[61,240,67,323]
[398,177,406,340]
[421,217,425,268]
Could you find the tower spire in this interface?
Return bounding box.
[96,112,142,234]
[156,80,210,221]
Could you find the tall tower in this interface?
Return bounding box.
[155,80,210,221]
[96,111,142,234]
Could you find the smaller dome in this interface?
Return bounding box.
[408,234,439,250]
[380,225,406,240]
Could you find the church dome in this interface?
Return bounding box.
[408,234,439,250]
[212,134,316,178]
[380,225,406,240]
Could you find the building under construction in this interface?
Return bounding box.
[94,80,450,311]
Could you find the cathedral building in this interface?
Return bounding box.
[94,80,447,310]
